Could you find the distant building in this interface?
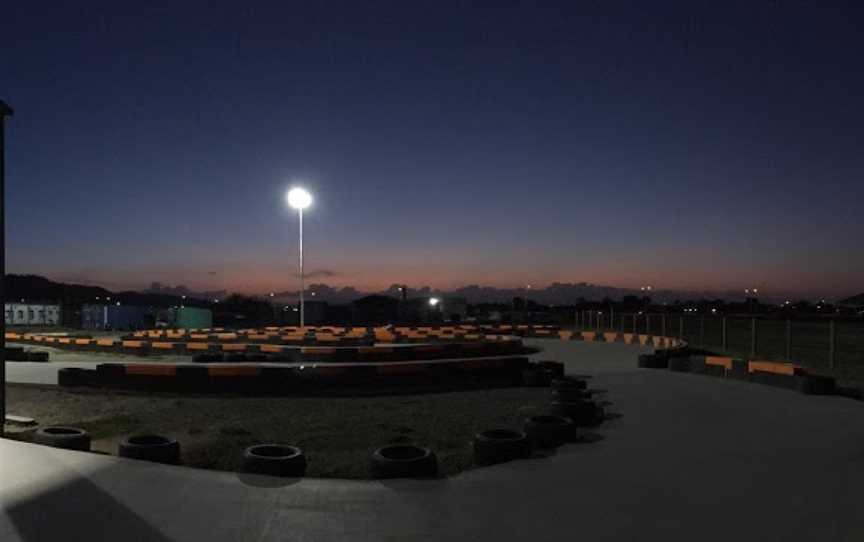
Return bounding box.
[81,304,150,330]
[441,296,468,322]
[4,303,61,326]
[172,306,213,329]
[279,301,328,326]
[351,295,399,325]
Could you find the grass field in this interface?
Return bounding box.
[6,384,552,479]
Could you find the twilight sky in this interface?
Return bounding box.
[1,2,862,298]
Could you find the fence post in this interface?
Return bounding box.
[633,314,637,335]
[721,317,727,352]
[662,314,667,337]
[679,316,684,339]
[699,315,705,347]
[829,320,836,371]
[647,314,651,336]
[785,319,791,361]
[750,318,757,358]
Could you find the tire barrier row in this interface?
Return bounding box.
[2,346,49,362]
[473,369,608,467]
[118,324,560,341]
[31,407,591,480]
[57,356,532,393]
[638,351,836,395]
[7,334,529,361]
[6,324,559,347]
[33,427,180,464]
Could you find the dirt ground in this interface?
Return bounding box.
[5,384,552,478]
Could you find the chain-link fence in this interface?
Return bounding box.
[572,311,864,383]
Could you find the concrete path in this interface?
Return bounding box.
[3,339,864,541]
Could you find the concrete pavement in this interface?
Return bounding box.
[2,339,864,541]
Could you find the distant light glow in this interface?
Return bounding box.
[287,187,312,210]
[429,297,440,307]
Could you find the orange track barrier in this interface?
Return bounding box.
[126,364,176,376]
[748,361,800,376]
[705,356,733,370]
[208,366,260,377]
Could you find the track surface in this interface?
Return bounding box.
[3,339,864,541]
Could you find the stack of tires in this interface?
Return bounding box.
[549,376,606,427]
[473,429,532,466]
[520,360,566,387]
[637,353,668,369]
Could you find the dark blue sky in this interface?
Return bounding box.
[2,1,862,297]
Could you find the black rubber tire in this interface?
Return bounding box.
[550,400,597,425]
[58,367,89,387]
[524,415,575,448]
[797,374,836,395]
[668,356,690,372]
[118,435,180,464]
[241,444,307,477]
[638,354,668,369]
[521,367,550,387]
[33,426,91,451]
[536,361,565,378]
[25,351,50,362]
[551,376,587,391]
[588,403,606,426]
[550,388,590,402]
[729,358,749,379]
[193,353,223,363]
[4,346,25,360]
[369,445,438,479]
[473,429,531,466]
[225,353,248,362]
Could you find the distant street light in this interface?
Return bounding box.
[640,285,652,313]
[429,297,440,307]
[286,187,312,326]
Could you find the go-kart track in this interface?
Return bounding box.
[5,325,684,392]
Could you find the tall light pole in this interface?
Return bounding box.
[286,187,312,326]
[1,100,13,434]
